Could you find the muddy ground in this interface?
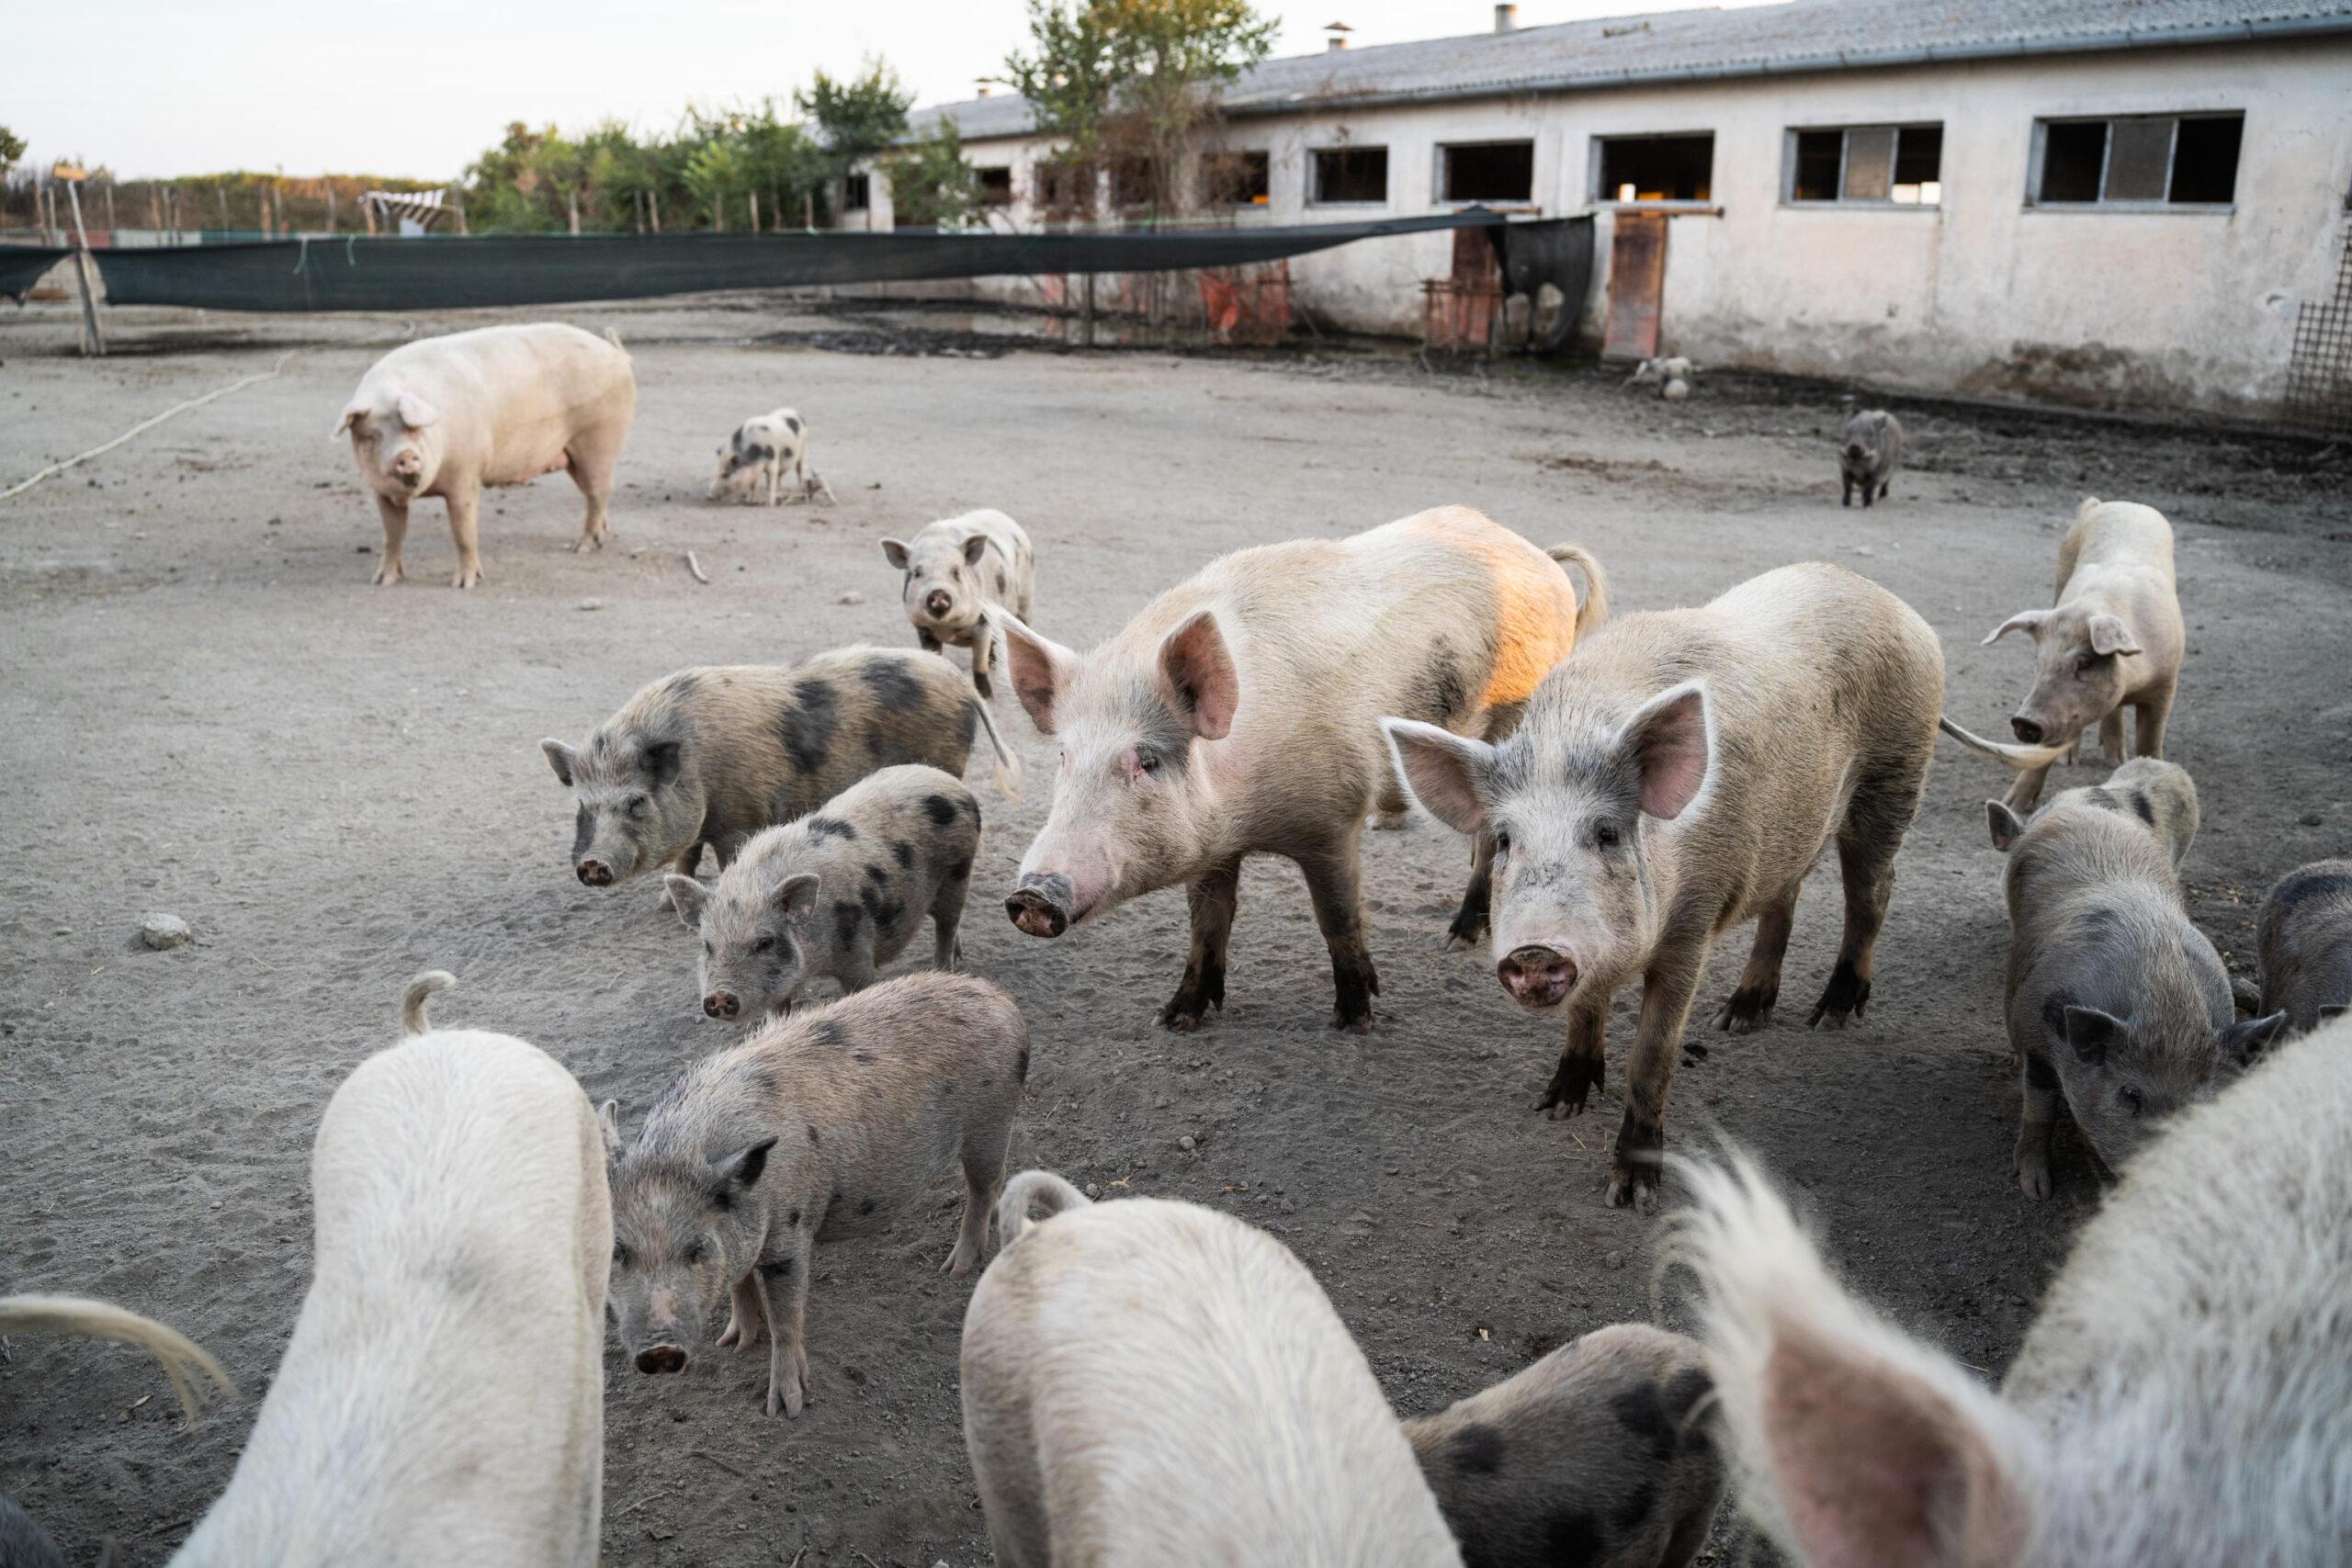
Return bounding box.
[3,292,2348,1565]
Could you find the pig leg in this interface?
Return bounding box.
[1714,887,1798,1032]
[1298,834,1380,1034]
[1860,481,1875,510]
[834,937,878,995]
[1160,855,1242,1032]
[917,627,944,654]
[2001,761,2052,816]
[932,870,967,970]
[564,429,620,551]
[717,1275,764,1351]
[370,493,410,586]
[1538,993,1610,1119]
[1809,759,1922,1028]
[2097,709,2126,765]
[755,1232,815,1417]
[445,482,485,590]
[1446,830,1498,949]
[1840,475,1853,508]
[2014,1050,2060,1201]
[944,1138,1009,1278]
[2132,682,2173,759]
[1609,953,1709,1212]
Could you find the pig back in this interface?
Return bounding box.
[376,323,633,485]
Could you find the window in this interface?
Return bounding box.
[1111,156,1158,210]
[1441,141,1534,204]
[1035,160,1090,217]
[978,166,1013,208]
[1788,125,1942,205]
[2031,113,2243,207]
[1311,146,1388,205]
[1204,150,1271,207]
[842,173,871,210]
[1594,134,1713,203]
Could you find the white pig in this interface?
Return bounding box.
[336,322,637,589]
[170,974,612,1567]
[709,407,833,506]
[880,508,1036,700]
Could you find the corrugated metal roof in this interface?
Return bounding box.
[909,0,2352,141]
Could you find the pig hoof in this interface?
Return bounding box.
[1806,963,1871,1029]
[1444,912,1489,949]
[1331,1009,1374,1035]
[452,567,481,590]
[1371,809,1412,831]
[2014,1156,2052,1201]
[1715,985,1779,1032]
[1537,1055,1602,1118]
[1605,1173,1659,1213]
[1160,1009,1204,1034]
[370,562,403,586]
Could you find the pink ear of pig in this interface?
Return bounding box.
[333,399,368,438]
[395,391,442,429]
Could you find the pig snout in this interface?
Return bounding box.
[1498,942,1579,1009]
[2010,715,2048,745]
[703,991,741,1021]
[1006,874,1073,939]
[576,858,616,887]
[635,1345,688,1375]
[924,589,954,619]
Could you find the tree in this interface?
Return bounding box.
[1004,0,1276,220]
[0,126,25,179]
[799,61,913,211]
[885,118,983,229]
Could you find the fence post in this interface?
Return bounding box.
[63,176,106,356]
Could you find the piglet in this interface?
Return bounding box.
[667,764,980,1020]
[337,323,635,588]
[1838,410,1902,508]
[709,407,833,506]
[2256,858,2352,1040]
[880,509,1036,698]
[604,972,1027,1417]
[1988,760,2284,1199]
[1404,1325,1725,1568]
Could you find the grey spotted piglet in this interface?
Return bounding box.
[709,407,834,505]
[880,508,1036,698]
[1838,409,1902,508]
[1404,1324,1725,1568]
[603,972,1027,1417]
[542,647,1021,891]
[2256,858,2352,1040]
[666,764,981,1021]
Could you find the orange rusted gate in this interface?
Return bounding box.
[1601,210,1667,361]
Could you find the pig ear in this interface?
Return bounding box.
[1620,681,1711,821]
[962,534,989,568]
[640,739,684,787]
[709,1134,779,1201]
[880,538,911,571]
[2060,1004,2128,1065]
[2219,1010,2289,1067]
[2086,615,2143,658]
[1157,610,1239,741]
[1380,717,1494,836]
[2319,1004,2348,1026]
[597,1100,623,1160]
[1986,801,2028,852]
[1982,611,2048,646]
[1677,1155,2041,1568]
[540,739,578,787]
[1000,613,1081,737]
[772,872,820,920]
[664,874,707,929]
[395,390,440,429]
[334,399,367,438]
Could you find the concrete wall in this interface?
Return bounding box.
[905,38,2352,417]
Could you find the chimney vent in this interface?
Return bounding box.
[1495,4,1518,32]
[1325,19,1352,51]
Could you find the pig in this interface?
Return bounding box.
[1974,498,2185,812]
[1,1494,62,1568]
[879,508,1036,699]
[1837,409,1902,508]
[665,763,980,1021]
[336,322,636,589]
[541,646,1021,890]
[1383,563,1943,1211]
[172,973,612,1566]
[964,1171,1467,1567]
[708,407,834,506]
[1987,761,2284,1199]
[1001,504,1608,1034]
[1403,1324,1725,1568]
[1676,1015,2352,1568]
[1627,356,1696,397]
[2256,857,2352,1040]
[603,972,1025,1417]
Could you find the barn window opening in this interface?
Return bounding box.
[1441,141,1535,204]
[1035,160,1090,217]
[1595,133,1713,203]
[1112,156,1158,210]
[1206,151,1271,206]
[977,166,1014,208]
[1311,146,1389,204]
[2033,113,2242,207]
[842,173,871,210]
[1788,125,1941,205]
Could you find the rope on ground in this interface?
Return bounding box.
[0,352,295,502]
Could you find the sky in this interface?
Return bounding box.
[3,0,1755,182]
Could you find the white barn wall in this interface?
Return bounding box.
[906,36,2352,417]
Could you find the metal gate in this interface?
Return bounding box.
[2286,227,2352,434]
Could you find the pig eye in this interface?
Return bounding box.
[683,1239,709,1265]
[1591,821,1622,852]
[752,937,775,953]
[2119,1085,2143,1116]
[626,795,650,816]
[1492,829,1511,857]
[2073,654,2098,678]
[1136,750,1160,778]
[613,1241,632,1268]
[701,939,714,956]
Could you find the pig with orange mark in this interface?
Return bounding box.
[999,505,1607,1035]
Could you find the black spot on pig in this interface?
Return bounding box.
[572,805,594,854]
[834,902,862,947]
[852,1050,877,1067]
[1015,1046,1030,1081]
[949,858,972,884]
[857,1197,876,1214]
[2272,865,2352,913]
[861,659,925,710]
[956,700,978,750]
[663,671,701,705]
[1451,1423,1505,1474]
[960,795,981,824]
[859,886,906,931]
[803,1126,819,1148]
[807,1020,851,1050]
[2131,791,2156,827]
[864,863,889,886]
[786,1207,802,1224]
[1611,1480,1660,1533]
[891,840,915,869]
[995,570,1008,594]
[1542,1511,1605,1562]
[1414,639,1469,721]
[2024,1050,2060,1090]
[785,415,802,434]
[758,1257,793,1279]
[806,815,857,842]
[922,795,957,826]
[781,680,838,775]
[1660,1366,1713,1427]
[1612,1384,1677,1461]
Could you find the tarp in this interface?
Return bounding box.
[87,211,1532,313]
[0,245,72,303]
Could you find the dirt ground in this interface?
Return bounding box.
[3,292,2348,1566]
